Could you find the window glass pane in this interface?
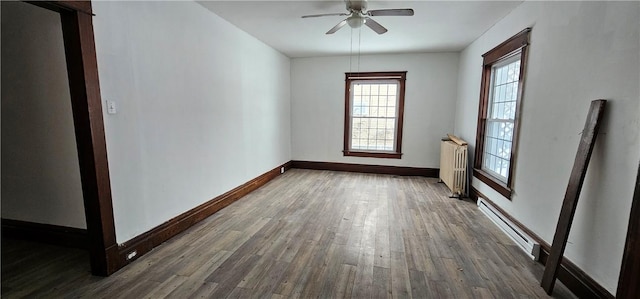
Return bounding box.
[386,107,395,117]
[370,95,379,107]
[388,97,396,107]
[353,95,361,106]
[501,160,510,177]
[373,85,381,94]
[504,102,514,120]
[491,157,497,173]
[494,67,503,85]
[506,122,514,140]
[508,63,517,82]
[348,80,401,153]
[388,84,397,94]
[379,84,388,95]
[362,85,370,95]
[387,119,395,130]
[379,96,388,106]
[501,64,509,84]
[481,57,521,181]
[492,157,501,175]
[369,107,378,117]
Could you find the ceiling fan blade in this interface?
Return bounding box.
[367,8,414,17]
[302,13,349,18]
[326,19,348,34]
[364,17,387,34]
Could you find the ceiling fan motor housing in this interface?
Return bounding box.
[346,0,367,13]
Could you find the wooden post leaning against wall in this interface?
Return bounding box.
[540,99,607,294]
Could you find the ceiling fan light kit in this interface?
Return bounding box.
[346,15,365,28]
[301,0,414,35]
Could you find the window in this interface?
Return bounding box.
[474,28,530,198]
[343,72,406,159]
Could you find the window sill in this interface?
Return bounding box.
[343,151,402,159]
[473,168,513,199]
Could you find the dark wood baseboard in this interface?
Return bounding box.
[469,187,614,299]
[1,218,88,249]
[111,161,292,271]
[291,160,438,177]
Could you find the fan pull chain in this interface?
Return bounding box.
[349,27,353,72]
[357,27,361,73]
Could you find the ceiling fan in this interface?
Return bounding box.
[301,0,414,35]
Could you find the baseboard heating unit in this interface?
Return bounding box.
[477,198,540,260]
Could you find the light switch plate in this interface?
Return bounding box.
[106,100,117,114]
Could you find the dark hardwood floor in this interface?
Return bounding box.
[2,169,576,298]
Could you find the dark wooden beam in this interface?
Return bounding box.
[541,99,607,294]
[26,1,92,15]
[616,161,640,298]
[57,1,118,276]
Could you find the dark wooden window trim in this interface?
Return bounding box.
[473,28,531,199]
[343,71,406,159]
[474,168,513,199]
[24,0,119,276]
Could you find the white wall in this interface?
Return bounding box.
[291,53,459,168]
[1,2,87,229]
[453,1,640,294]
[92,1,291,243]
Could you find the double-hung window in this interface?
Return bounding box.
[343,72,407,159]
[474,29,530,198]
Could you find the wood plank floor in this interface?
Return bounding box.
[2,169,576,298]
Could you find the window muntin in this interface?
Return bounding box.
[344,72,406,159]
[482,56,520,181]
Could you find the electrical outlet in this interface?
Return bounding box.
[126,250,137,260]
[280,167,285,174]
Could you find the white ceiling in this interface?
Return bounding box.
[198,1,523,58]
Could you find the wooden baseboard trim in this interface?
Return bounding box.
[1,218,88,249]
[469,187,614,299]
[112,161,292,271]
[291,160,438,177]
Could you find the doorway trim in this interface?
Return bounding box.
[617,162,640,297]
[25,0,118,276]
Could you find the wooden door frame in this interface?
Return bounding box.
[25,0,118,276]
[617,161,640,297]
